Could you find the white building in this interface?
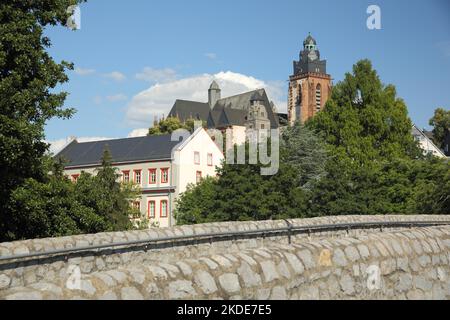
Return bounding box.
[55,128,224,228]
[411,124,447,158]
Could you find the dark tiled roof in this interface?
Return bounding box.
[168,99,210,123]
[168,88,280,129]
[55,135,181,167]
[212,89,279,128]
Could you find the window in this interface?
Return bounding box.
[148,169,157,184]
[148,201,156,218]
[134,170,142,184]
[160,200,168,218]
[196,171,202,184]
[122,171,130,183]
[315,84,322,112]
[261,124,265,130]
[161,168,169,184]
[194,151,200,165]
[72,174,80,183]
[132,201,141,211]
[207,153,213,166]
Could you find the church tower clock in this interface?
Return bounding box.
[288,34,332,124]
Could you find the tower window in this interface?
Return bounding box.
[315,84,322,112]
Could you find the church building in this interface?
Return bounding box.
[288,34,332,124]
[168,82,281,146]
[168,34,332,140]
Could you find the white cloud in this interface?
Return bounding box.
[46,136,113,155]
[204,53,217,60]
[125,71,287,127]
[106,94,127,102]
[74,67,95,76]
[127,128,148,138]
[104,71,126,82]
[135,67,177,83]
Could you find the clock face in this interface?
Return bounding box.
[308,50,318,61]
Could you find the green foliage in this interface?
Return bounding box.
[148,117,206,135]
[307,60,446,215]
[408,158,450,214]
[4,148,140,241]
[281,122,328,189]
[74,147,140,231]
[175,125,327,225]
[429,108,450,150]
[0,1,85,239]
[307,59,420,163]
[175,59,449,225]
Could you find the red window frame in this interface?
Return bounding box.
[194,151,200,165]
[196,171,202,184]
[160,200,168,218]
[160,168,169,184]
[148,169,157,185]
[133,169,142,185]
[207,153,213,166]
[132,200,141,211]
[122,170,130,183]
[148,200,156,219]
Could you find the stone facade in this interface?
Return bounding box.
[288,73,332,124]
[1,223,449,300]
[1,215,450,299]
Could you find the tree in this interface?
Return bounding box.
[0,1,83,239]
[7,157,107,240]
[148,117,206,136]
[74,147,140,231]
[307,59,420,164]
[4,147,141,241]
[306,60,427,215]
[281,122,328,189]
[408,158,450,214]
[429,108,450,150]
[175,125,328,225]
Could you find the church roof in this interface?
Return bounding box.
[250,91,265,102]
[168,99,210,122]
[168,88,279,129]
[303,34,317,46]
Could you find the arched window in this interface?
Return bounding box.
[315,84,322,112]
[296,84,302,106]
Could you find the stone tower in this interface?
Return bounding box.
[208,80,221,108]
[288,34,332,124]
[246,92,271,131]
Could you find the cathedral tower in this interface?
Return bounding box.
[288,34,332,124]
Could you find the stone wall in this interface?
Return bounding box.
[1,215,449,295]
[1,225,449,300]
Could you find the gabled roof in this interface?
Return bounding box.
[55,134,182,168]
[168,99,210,123]
[167,88,280,129]
[212,89,279,128]
[411,124,447,158]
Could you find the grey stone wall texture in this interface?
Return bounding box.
[1,215,450,300]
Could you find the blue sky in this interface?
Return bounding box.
[45,0,450,151]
